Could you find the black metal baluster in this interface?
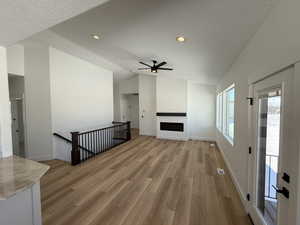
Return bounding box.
[89,132,92,159]
[101,130,104,152]
[99,130,101,153]
[98,130,100,154]
[109,127,111,148]
[104,128,106,151]
[85,133,87,161]
[96,130,98,154]
[112,127,114,146]
[105,128,108,151]
[91,132,93,156]
[79,135,82,162]
[93,131,97,156]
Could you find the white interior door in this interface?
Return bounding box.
[249,66,298,225]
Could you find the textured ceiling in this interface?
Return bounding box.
[0,0,109,46]
[51,0,276,84]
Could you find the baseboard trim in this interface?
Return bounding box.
[28,154,53,162]
[216,142,248,211]
[189,136,216,142]
[156,137,189,141]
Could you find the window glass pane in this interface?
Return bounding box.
[216,93,223,131]
[222,92,227,133]
[220,93,223,131]
[226,88,235,140]
[216,95,219,128]
[217,85,235,144]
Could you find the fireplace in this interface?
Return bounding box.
[156,112,188,140]
[160,122,184,132]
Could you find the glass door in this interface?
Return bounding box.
[256,90,281,225]
[250,66,297,225]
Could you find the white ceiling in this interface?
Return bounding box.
[50,0,276,84]
[0,0,109,46]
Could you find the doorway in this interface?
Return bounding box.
[120,93,139,137]
[8,75,26,157]
[250,67,297,225]
[256,90,281,225]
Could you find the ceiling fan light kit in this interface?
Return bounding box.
[138,60,173,73]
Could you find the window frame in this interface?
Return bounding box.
[216,93,223,131]
[216,84,235,145]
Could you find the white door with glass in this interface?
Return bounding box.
[249,67,297,225]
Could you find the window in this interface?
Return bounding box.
[216,84,235,144]
[216,93,223,131]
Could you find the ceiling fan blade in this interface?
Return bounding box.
[156,62,167,68]
[158,68,173,70]
[138,68,150,70]
[139,62,152,67]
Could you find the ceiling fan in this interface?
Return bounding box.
[138,60,173,73]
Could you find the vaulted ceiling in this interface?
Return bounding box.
[1,0,276,84]
[0,0,109,46]
[50,0,276,84]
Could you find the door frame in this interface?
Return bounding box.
[10,96,27,158]
[247,66,295,225]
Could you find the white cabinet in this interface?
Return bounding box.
[0,182,42,225]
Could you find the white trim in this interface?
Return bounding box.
[189,136,216,142]
[295,63,300,225]
[217,83,235,145]
[31,182,42,225]
[216,129,234,147]
[224,134,234,146]
[28,154,53,161]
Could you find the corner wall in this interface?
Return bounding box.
[187,82,216,141]
[139,75,156,136]
[24,42,53,161]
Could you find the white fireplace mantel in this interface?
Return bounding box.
[156,116,188,141]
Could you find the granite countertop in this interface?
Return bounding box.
[0,156,49,200]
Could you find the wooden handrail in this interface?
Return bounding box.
[54,121,131,165]
[78,122,127,135]
[53,133,95,156]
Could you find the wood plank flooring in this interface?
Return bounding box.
[41,136,251,225]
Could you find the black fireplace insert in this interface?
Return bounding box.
[160,122,184,132]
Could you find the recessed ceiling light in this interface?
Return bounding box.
[176,36,185,42]
[92,34,100,40]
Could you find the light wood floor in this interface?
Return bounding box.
[41,136,251,225]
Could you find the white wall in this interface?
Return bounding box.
[120,94,129,122]
[49,47,113,161]
[8,75,24,99]
[127,94,139,129]
[216,0,300,223]
[156,76,187,112]
[0,47,13,158]
[119,94,139,128]
[7,45,24,76]
[24,42,53,161]
[116,75,139,123]
[119,76,138,94]
[113,81,121,121]
[139,75,156,136]
[187,82,216,141]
